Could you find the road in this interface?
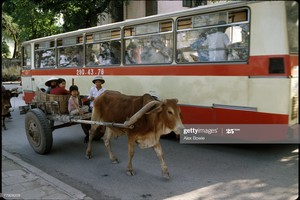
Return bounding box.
[2,85,299,200]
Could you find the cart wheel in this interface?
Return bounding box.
[25,108,53,154]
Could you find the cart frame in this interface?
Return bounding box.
[22,92,159,154]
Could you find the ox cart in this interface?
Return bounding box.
[22,90,156,154]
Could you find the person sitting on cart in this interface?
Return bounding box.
[87,76,106,112]
[45,77,59,94]
[68,85,89,115]
[50,78,70,95]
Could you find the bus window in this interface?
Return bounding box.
[34,41,55,68]
[57,36,83,67]
[124,20,173,65]
[85,29,121,66]
[176,9,249,63]
[22,44,31,69]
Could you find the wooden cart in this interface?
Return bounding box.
[22,90,134,154]
[22,89,156,154]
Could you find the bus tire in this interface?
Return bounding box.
[25,108,53,154]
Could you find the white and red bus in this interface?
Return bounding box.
[21,1,298,141]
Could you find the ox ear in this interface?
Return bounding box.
[173,98,178,104]
[146,102,163,114]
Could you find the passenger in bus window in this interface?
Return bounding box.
[126,42,140,64]
[102,43,112,65]
[68,85,89,115]
[70,47,83,67]
[150,38,171,63]
[50,78,70,95]
[97,46,106,65]
[190,31,209,62]
[202,22,230,61]
[59,49,71,67]
[87,76,106,112]
[45,77,59,94]
[141,38,171,64]
[87,52,99,66]
[110,41,121,64]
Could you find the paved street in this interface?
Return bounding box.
[1,85,299,200]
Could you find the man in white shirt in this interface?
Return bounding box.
[203,22,230,61]
[88,76,106,112]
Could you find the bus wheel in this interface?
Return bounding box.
[25,108,53,154]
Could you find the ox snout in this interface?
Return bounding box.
[173,120,185,135]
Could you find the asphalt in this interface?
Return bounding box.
[1,84,91,199]
[1,150,92,200]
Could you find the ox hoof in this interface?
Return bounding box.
[85,155,92,159]
[111,159,119,164]
[162,172,170,179]
[126,170,136,176]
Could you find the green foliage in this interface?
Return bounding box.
[2,12,19,57]
[1,61,21,82]
[2,39,11,58]
[3,0,63,42]
[34,0,127,32]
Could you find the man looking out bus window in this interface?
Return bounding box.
[190,31,209,62]
[87,76,106,112]
[202,21,230,61]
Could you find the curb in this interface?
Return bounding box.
[2,150,91,200]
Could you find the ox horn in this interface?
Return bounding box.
[124,101,161,127]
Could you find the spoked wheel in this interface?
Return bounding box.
[25,108,53,154]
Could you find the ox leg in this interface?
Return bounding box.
[153,142,170,179]
[86,124,97,159]
[103,128,119,164]
[126,137,135,176]
[2,117,7,130]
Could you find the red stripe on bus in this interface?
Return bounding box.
[22,55,297,77]
[180,105,290,141]
[180,105,289,125]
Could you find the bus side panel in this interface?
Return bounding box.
[180,105,290,141]
[181,106,288,125]
[21,75,34,103]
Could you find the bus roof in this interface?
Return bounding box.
[22,1,256,45]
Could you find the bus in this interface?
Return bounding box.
[21,1,298,142]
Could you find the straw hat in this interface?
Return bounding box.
[45,77,59,87]
[92,76,105,84]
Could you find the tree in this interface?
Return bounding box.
[2,12,19,58]
[34,0,127,32]
[3,0,63,42]
[2,38,11,58]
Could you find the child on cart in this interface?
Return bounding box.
[68,85,89,115]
